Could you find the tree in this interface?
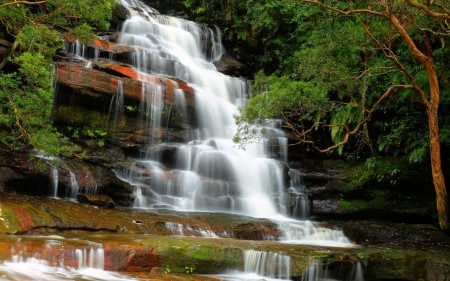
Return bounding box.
[234,0,450,230]
[0,0,117,154]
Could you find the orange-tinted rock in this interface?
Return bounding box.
[57,62,196,107]
[62,33,136,55]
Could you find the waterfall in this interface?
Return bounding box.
[243,250,291,280]
[50,167,58,198]
[60,0,353,246]
[303,260,364,281]
[138,82,165,142]
[67,171,79,199]
[112,0,287,218]
[108,80,124,134]
[74,248,104,270]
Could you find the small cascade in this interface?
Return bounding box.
[278,137,288,163]
[73,247,105,270]
[108,80,125,133]
[51,167,59,198]
[286,169,309,219]
[68,171,79,199]
[65,39,100,63]
[1,238,136,280]
[164,222,222,238]
[303,260,364,281]
[243,250,291,280]
[138,82,165,142]
[133,187,148,207]
[278,220,352,246]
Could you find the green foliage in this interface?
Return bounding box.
[234,71,328,148]
[69,23,96,44]
[17,25,63,59]
[0,0,117,156]
[0,52,61,155]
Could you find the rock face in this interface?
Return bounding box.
[291,158,439,223]
[54,60,197,148]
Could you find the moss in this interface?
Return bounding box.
[55,105,110,130]
[338,197,390,213]
[0,204,23,233]
[189,245,211,260]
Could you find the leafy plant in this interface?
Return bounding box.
[185,265,196,274]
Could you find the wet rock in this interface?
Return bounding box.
[144,143,182,169]
[81,145,129,169]
[56,62,196,107]
[333,220,450,248]
[77,193,116,208]
[312,199,347,216]
[62,33,136,55]
[114,2,130,20]
[213,54,251,78]
[0,167,27,183]
[54,159,134,205]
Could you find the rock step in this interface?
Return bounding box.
[0,234,448,280]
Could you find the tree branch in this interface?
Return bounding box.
[0,0,46,7]
[0,30,21,72]
[283,84,416,153]
[287,0,389,18]
[405,0,450,20]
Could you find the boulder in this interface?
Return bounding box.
[213,54,251,78]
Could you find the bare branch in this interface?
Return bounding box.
[405,0,450,20]
[282,84,416,153]
[286,0,389,18]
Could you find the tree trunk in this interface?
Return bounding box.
[428,107,448,230]
[426,67,448,231]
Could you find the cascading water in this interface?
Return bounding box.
[50,167,59,198]
[0,237,135,281]
[61,0,352,247]
[67,171,79,199]
[108,80,125,134]
[303,259,364,281]
[110,0,286,218]
[243,250,291,280]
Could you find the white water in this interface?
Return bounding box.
[0,238,136,281]
[51,167,59,198]
[303,260,364,281]
[68,171,79,199]
[164,222,220,237]
[243,250,291,280]
[108,80,125,134]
